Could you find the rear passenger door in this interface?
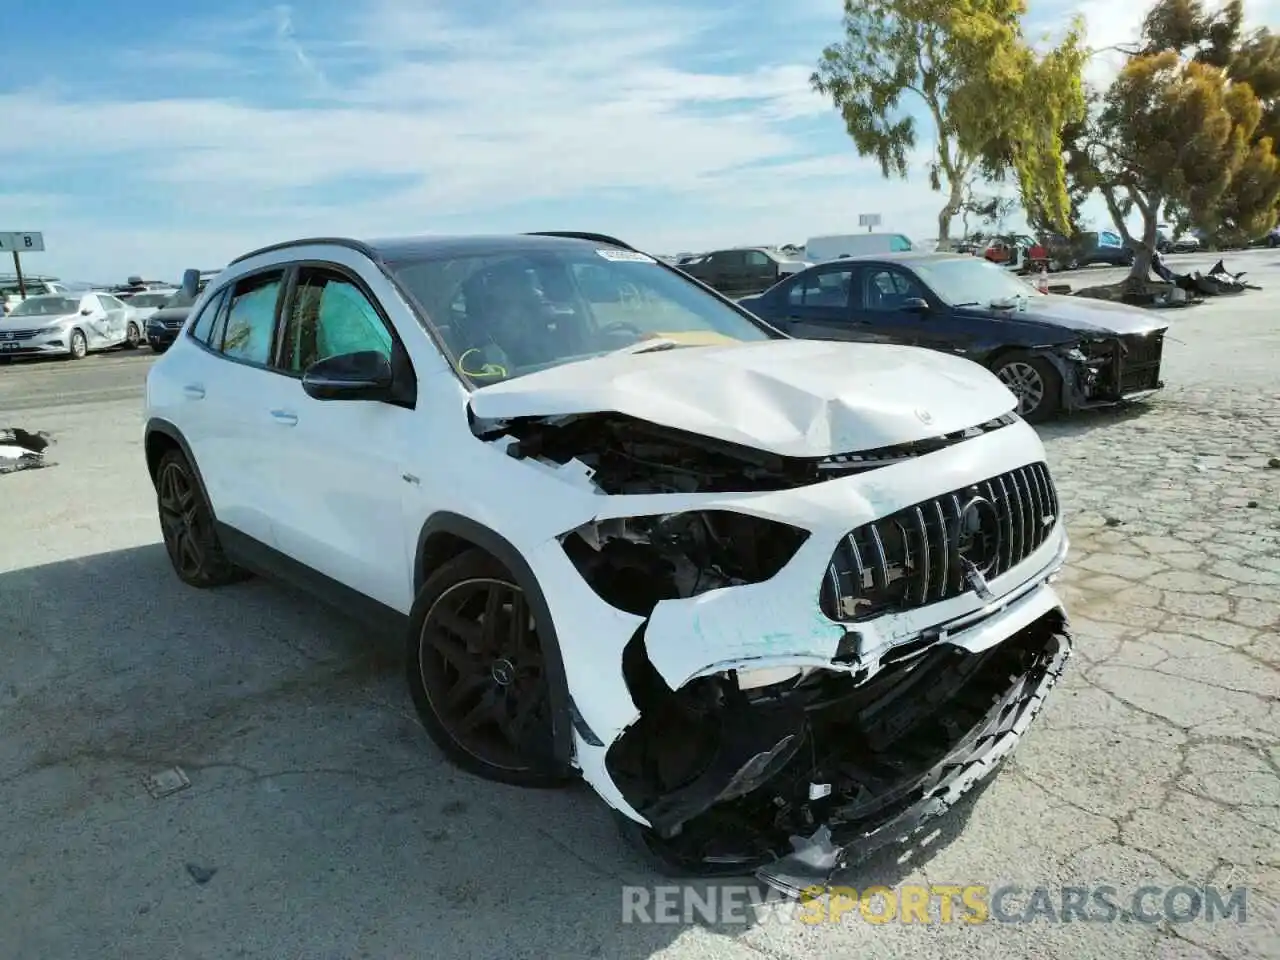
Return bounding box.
[265,263,419,610]
[180,268,292,548]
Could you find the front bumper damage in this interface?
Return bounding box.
[475,408,1072,894]
[1043,329,1167,412]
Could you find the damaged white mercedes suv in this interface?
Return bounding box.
[144,231,1072,894]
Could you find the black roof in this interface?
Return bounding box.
[228,231,636,267]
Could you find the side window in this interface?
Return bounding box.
[220,272,283,364]
[862,268,925,311]
[745,251,771,267]
[279,268,393,374]
[788,267,854,309]
[889,235,913,252]
[189,287,228,345]
[92,295,110,312]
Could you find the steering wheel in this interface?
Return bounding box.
[598,320,645,340]
[617,281,643,307]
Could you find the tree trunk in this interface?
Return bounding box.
[1100,185,1133,246]
[935,177,966,252]
[1127,205,1162,283]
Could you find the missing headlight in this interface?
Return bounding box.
[561,510,809,616]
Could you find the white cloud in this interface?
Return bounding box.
[18,0,1274,280]
[0,0,950,279]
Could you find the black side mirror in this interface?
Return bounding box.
[80,307,93,316]
[179,269,200,300]
[301,350,394,401]
[900,297,930,313]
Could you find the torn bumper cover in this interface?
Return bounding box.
[475,399,1073,892]
[753,612,1070,896]
[1047,328,1167,411]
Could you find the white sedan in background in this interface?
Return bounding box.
[0,292,140,360]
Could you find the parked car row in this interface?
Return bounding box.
[0,269,227,362]
[0,290,145,359]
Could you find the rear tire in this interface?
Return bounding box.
[992,352,1062,423]
[155,448,251,588]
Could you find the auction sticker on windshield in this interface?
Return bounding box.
[596,249,656,263]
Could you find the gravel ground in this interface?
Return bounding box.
[1,249,1276,959]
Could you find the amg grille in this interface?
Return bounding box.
[1119,332,1164,392]
[819,462,1060,622]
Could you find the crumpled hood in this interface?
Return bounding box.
[468,339,1018,457]
[969,294,1169,336]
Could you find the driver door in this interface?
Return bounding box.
[847,265,953,350]
[80,295,114,346]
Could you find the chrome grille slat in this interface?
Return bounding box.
[1016,469,1035,554]
[868,524,889,591]
[820,461,1061,623]
[913,506,930,605]
[995,475,1016,572]
[932,500,949,603]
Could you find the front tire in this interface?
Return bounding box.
[150,341,169,355]
[68,329,87,360]
[407,548,573,788]
[124,322,140,349]
[992,352,1062,423]
[155,448,250,588]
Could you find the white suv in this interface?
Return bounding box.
[144,232,1072,893]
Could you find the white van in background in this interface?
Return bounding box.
[803,233,915,263]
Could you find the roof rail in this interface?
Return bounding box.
[526,231,636,251]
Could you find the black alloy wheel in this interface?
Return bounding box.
[408,549,571,787]
[155,449,249,587]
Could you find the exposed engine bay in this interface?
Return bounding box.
[481,410,1019,495]
[473,406,1070,886]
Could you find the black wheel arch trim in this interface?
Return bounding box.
[144,418,219,522]
[414,511,596,763]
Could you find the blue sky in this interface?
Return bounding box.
[0,0,1258,282]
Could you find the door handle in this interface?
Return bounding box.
[269,409,298,426]
[182,384,205,400]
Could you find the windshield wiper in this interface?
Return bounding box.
[604,337,683,357]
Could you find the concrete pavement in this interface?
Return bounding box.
[1,250,1276,959]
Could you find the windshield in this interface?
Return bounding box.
[8,296,80,317]
[911,257,1042,306]
[128,292,175,307]
[388,246,777,385]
